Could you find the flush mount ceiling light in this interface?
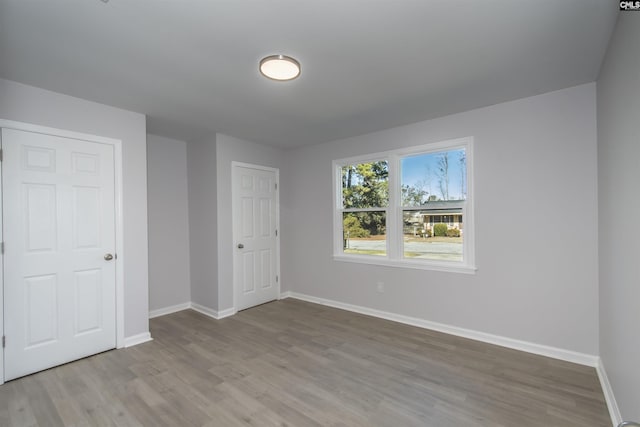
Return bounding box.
[259,55,301,81]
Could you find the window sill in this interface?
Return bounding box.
[333,254,477,275]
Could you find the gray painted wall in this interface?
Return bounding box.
[282,83,599,354]
[0,78,150,339]
[597,14,640,421]
[186,134,218,310]
[147,134,191,311]
[216,133,284,310]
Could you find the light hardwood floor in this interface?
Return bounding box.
[0,299,610,426]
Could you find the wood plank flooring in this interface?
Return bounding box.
[0,299,611,426]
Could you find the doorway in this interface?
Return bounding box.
[1,122,123,382]
[232,162,280,311]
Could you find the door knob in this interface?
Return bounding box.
[104,253,114,261]
[237,243,244,249]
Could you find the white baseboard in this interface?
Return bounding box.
[149,302,237,320]
[149,302,192,319]
[190,302,219,319]
[285,292,599,367]
[279,291,292,299]
[190,302,237,320]
[123,332,153,348]
[596,357,621,427]
[216,307,237,319]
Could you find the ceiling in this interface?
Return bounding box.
[0,1,618,149]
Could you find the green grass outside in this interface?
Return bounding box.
[344,249,387,256]
[344,249,424,257]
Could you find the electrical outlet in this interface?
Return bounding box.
[376,281,384,293]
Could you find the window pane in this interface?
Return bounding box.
[403,210,462,262]
[401,148,466,206]
[343,211,386,256]
[342,161,389,208]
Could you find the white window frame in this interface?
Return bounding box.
[332,136,476,274]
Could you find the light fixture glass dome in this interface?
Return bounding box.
[259,55,301,81]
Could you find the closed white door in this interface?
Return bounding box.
[2,128,116,381]
[233,164,279,311]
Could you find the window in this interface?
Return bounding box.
[341,160,388,256]
[333,137,475,273]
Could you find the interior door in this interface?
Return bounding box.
[2,128,116,381]
[233,164,279,311]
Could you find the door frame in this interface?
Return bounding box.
[0,119,126,385]
[231,161,280,312]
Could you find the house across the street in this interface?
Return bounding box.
[404,200,464,234]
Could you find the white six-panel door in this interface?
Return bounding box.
[233,164,279,311]
[2,128,117,381]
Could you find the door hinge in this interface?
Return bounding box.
[276,275,279,282]
[0,148,3,162]
[275,183,278,190]
[275,229,278,237]
[1,241,4,254]
[2,336,5,348]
